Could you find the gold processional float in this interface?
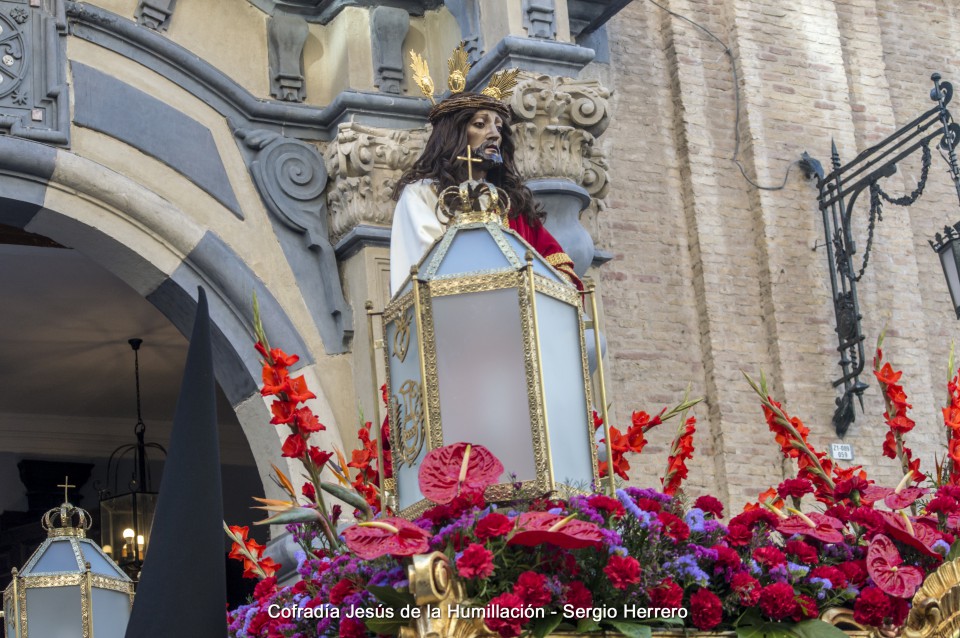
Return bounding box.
[365,168,960,638]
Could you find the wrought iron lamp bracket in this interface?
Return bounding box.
[805,73,960,438]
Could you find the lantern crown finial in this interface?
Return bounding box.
[42,501,92,538]
[437,179,511,226]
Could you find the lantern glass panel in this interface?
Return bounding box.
[536,293,593,486]
[4,592,15,636]
[433,288,536,479]
[500,233,565,283]
[385,305,426,512]
[939,242,960,313]
[433,229,512,276]
[91,587,132,638]
[31,540,79,572]
[25,585,83,638]
[79,538,127,578]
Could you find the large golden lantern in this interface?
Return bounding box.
[382,180,598,516]
[3,497,134,638]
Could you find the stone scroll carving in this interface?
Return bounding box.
[325,122,427,242]
[236,127,354,353]
[508,72,611,200]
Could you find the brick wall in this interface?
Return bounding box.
[594,0,960,508]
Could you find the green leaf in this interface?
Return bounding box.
[947,538,960,561]
[531,613,564,638]
[576,617,601,633]
[364,617,408,635]
[320,481,373,517]
[367,585,415,609]
[789,619,850,638]
[607,620,652,638]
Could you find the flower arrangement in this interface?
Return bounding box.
[226,326,960,638]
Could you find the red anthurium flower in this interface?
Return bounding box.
[866,534,924,598]
[878,511,943,559]
[342,517,431,559]
[508,511,603,549]
[884,486,928,511]
[861,485,893,503]
[418,443,504,505]
[776,510,844,543]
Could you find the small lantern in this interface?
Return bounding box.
[3,500,134,638]
[932,223,960,319]
[383,180,598,515]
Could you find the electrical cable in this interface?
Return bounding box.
[645,0,801,191]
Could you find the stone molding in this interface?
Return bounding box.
[325,122,427,242]
[508,71,611,201]
[135,0,176,31]
[523,0,556,40]
[268,12,309,103]
[370,6,409,95]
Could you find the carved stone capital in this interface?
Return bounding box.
[325,122,427,242]
[508,72,611,200]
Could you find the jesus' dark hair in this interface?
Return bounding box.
[393,103,545,226]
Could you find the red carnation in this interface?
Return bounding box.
[793,594,818,621]
[838,560,868,587]
[253,576,277,602]
[777,478,814,499]
[634,497,662,513]
[657,511,690,542]
[484,593,525,638]
[329,578,357,605]
[730,572,761,606]
[647,578,684,609]
[513,571,551,607]
[456,543,495,579]
[758,582,798,620]
[726,524,752,546]
[711,545,741,571]
[810,565,848,589]
[564,581,593,609]
[476,512,514,540]
[785,540,818,564]
[587,494,625,517]
[853,587,892,627]
[603,554,641,590]
[695,495,724,518]
[752,546,786,568]
[690,588,723,630]
[927,495,960,515]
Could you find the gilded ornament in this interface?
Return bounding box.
[396,379,426,466]
[393,309,411,363]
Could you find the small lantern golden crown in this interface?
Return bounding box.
[409,42,520,114]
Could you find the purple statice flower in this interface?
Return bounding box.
[767,563,790,583]
[568,494,605,525]
[601,527,624,549]
[808,576,832,591]
[548,507,564,515]
[616,489,653,526]
[664,554,710,587]
[747,558,762,576]
[315,616,334,635]
[684,508,707,533]
[701,518,727,535]
[688,544,718,562]
[934,539,951,556]
[623,486,672,504]
[786,561,810,578]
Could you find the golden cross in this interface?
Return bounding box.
[57,476,75,503]
[455,145,483,181]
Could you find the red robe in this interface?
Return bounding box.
[508,214,583,290]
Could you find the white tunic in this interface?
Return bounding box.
[389,180,445,295]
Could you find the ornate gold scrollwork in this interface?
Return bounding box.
[904,556,960,638]
[393,309,412,363]
[399,552,497,638]
[395,380,426,466]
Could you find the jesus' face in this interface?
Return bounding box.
[465,109,504,178]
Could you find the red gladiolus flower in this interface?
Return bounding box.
[418,442,503,504]
[695,495,724,518]
[690,588,722,630]
[513,572,550,606]
[261,365,290,396]
[866,534,924,597]
[509,512,603,549]
[476,512,514,540]
[456,543,495,579]
[887,414,916,433]
[301,481,316,501]
[758,582,799,620]
[294,407,325,433]
[874,362,902,385]
[661,415,696,496]
[853,586,892,627]
[285,375,316,403]
[269,400,297,425]
[281,433,307,459]
[603,554,641,590]
[341,517,431,559]
[308,446,333,468]
[647,578,683,608]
